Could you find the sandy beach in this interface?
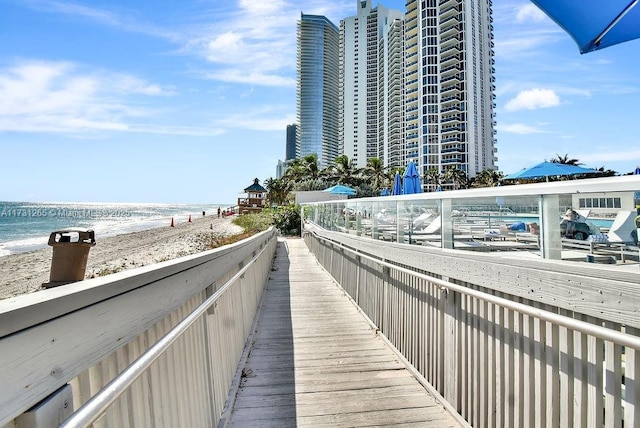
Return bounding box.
[0,215,244,299]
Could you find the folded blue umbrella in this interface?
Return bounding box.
[392,172,402,195]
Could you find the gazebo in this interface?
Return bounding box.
[238,178,267,214]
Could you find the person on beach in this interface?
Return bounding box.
[217,207,221,218]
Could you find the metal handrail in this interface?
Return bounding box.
[60,239,272,428]
[310,230,640,350]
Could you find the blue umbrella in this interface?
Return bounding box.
[323,184,356,195]
[504,161,597,181]
[380,188,390,196]
[402,161,422,194]
[392,172,402,195]
[531,1,640,53]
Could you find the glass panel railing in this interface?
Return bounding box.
[301,176,640,265]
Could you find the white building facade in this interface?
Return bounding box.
[405,0,497,190]
[339,1,404,169]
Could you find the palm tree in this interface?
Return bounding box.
[364,157,388,192]
[264,177,291,206]
[328,155,360,187]
[595,166,617,177]
[471,168,503,188]
[284,154,321,182]
[551,154,582,166]
[444,167,468,190]
[425,167,442,192]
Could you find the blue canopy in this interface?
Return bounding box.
[323,184,356,195]
[380,188,390,196]
[392,172,402,195]
[504,161,597,180]
[402,161,422,194]
[531,0,640,53]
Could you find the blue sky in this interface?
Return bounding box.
[1,0,639,204]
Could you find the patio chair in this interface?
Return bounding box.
[606,210,637,244]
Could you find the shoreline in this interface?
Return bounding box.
[0,215,244,299]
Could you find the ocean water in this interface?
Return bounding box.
[0,201,229,257]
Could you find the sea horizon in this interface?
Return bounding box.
[0,200,235,257]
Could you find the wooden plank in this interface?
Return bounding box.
[227,238,458,427]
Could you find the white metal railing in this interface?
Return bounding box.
[303,224,640,428]
[0,228,277,428]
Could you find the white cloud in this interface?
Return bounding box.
[185,0,353,87]
[213,108,296,132]
[0,60,206,136]
[498,123,546,134]
[21,0,180,41]
[493,28,565,59]
[205,70,296,87]
[515,4,548,23]
[505,88,560,111]
[578,149,640,163]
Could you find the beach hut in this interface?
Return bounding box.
[238,178,267,215]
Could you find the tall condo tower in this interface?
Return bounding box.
[297,14,340,169]
[405,0,496,189]
[339,1,404,169]
[285,124,297,161]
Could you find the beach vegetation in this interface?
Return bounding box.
[194,231,256,251]
[264,205,301,236]
[232,212,273,234]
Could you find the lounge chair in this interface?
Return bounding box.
[417,215,441,234]
[607,210,637,244]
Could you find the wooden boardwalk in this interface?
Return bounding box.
[226,237,459,427]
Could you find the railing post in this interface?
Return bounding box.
[442,279,459,407]
[16,384,73,427]
[540,195,561,259]
[441,199,454,249]
[355,254,361,305]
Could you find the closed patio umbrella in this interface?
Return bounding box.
[402,161,422,195]
[392,172,402,195]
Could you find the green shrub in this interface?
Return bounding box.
[231,206,301,236]
[232,212,272,233]
[265,205,301,236]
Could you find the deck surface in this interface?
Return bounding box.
[227,237,459,427]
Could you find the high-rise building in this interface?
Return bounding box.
[285,124,297,161]
[297,14,340,169]
[339,1,404,169]
[405,0,497,190]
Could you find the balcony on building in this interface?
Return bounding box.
[440,34,460,50]
[440,24,459,39]
[440,5,460,20]
[439,15,459,30]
